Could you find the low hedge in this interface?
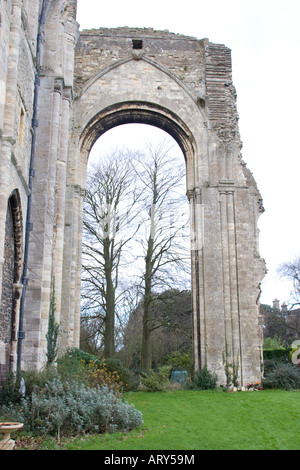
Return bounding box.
[263,349,291,361]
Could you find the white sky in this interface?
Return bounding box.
[76,0,300,307]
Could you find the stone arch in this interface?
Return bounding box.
[65,37,210,364]
[79,100,197,189]
[71,53,209,195]
[0,190,23,378]
[61,98,200,357]
[58,27,266,386]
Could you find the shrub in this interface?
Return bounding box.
[84,360,123,395]
[46,278,59,365]
[0,367,58,406]
[57,348,100,370]
[55,349,94,384]
[166,352,191,371]
[263,336,285,350]
[222,343,239,387]
[57,349,139,392]
[100,358,139,392]
[0,349,143,439]
[140,365,171,392]
[262,362,300,390]
[192,366,218,390]
[2,377,143,437]
[19,366,58,399]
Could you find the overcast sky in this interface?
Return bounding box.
[76,0,300,307]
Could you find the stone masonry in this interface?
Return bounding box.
[0,1,266,386]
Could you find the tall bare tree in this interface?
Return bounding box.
[132,141,190,371]
[279,257,300,309]
[274,257,300,340]
[81,150,141,358]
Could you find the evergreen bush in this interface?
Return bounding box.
[140,365,171,392]
[46,278,60,365]
[2,377,143,437]
[192,366,218,390]
[0,349,143,438]
[262,362,300,390]
[58,347,100,367]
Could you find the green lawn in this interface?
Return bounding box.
[65,389,300,451]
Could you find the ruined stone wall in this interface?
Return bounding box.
[0,7,265,385]
[68,27,266,385]
[0,0,40,376]
[74,27,206,97]
[0,1,79,374]
[21,0,79,370]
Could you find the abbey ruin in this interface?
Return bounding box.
[0,0,266,385]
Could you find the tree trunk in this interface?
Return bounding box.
[103,237,115,358]
[141,311,152,371]
[141,228,154,371]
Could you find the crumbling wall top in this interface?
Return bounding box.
[79,26,199,41]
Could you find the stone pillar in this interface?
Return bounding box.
[23,77,76,369]
[74,187,85,348]
[188,187,205,371]
[52,86,72,325]
[21,1,79,370]
[219,185,242,382]
[60,183,85,352]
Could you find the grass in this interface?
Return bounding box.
[64,389,300,451]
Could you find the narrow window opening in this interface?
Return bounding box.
[19,107,25,147]
[132,39,143,50]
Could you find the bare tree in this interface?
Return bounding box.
[132,141,190,371]
[275,257,300,340]
[81,150,141,358]
[279,257,300,309]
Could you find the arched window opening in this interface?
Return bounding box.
[81,123,192,370]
